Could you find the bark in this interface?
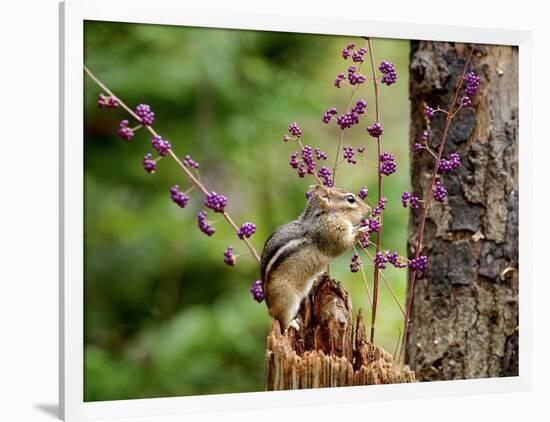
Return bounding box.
[265,273,415,390]
[407,42,519,380]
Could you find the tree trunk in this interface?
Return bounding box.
[406,41,519,380]
[265,274,415,390]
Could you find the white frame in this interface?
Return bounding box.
[60,0,533,420]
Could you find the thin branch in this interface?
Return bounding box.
[84,65,262,264]
[366,37,383,344]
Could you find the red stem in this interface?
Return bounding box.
[399,46,476,363]
[366,38,382,344]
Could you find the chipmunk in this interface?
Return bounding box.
[260,184,370,331]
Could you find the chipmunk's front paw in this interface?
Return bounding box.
[286,318,301,332]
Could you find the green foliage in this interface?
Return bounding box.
[84,20,411,401]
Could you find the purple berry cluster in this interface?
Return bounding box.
[432,180,447,202]
[135,104,155,126]
[384,250,407,268]
[464,72,480,96]
[183,154,200,169]
[288,122,302,138]
[197,211,215,236]
[350,253,361,273]
[358,186,368,200]
[322,107,338,123]
[315,148,328,160]
[439,153,461,173]
[341,43,355,59]
[374,251,388,269]
[347,66,366,85]
[336,112,359,130]
[334,72,346,88]
[352,47,367,63]
[379,61,397,86]
[117,119,134,142]
[151,135,172,157]
[424,104,434,120]
[224,246,236,266]
[142,153,156,173]
[250,280,264,303]
[204,191,228,213]
[409,255,428,272]
[379,152,397,176]
[343,145,356,164]
[318,166,334,187]
[372,197,388,217]
[361,217,381,233]
[170,185,190,208]
[98,93,119,108]
[401,191,419,209]
[367,122,383,138]
[301,145,316,175]
[462,96,472,107]
[238,222,256,239]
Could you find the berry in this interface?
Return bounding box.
[318,166,333,187]
[401,191,420,209]
[142,153,156,173]
[197,211,215,236]
[322,107,338,123]
[288,122,302,138]
[151,135,171,156]
[343,145,356,164]
[357,146,365,154]
[358,186,368,200]
[224,246,236,266]
[421,130,429,142]
[283,135,290,142]
[183,154,200,169]
[414,143,423,152]
[302,145,316,174]
[379,60,397,85]
[433,181,447,202]
[341,42,355,60]
[204,191,228,213]
[250,280,264,302]
[117,119,134,142]
[135,104,155,126]
[334,72,346,88]
[462,96,472,107]
[352,99,367,114]
[98,93,119,108]
[464,72,480,97]
[367,123,383,137]
[439,153,461,173]
[350,253,361,272]
[170,185,190,208]
[336,112,360,130]
[424,104,434,119]
[238,222,256,239]
[289,151,299,169]
[372,197,388,216]
[385,250,407,268]
[315,147,328,160]
[347,66,366,85]
[409,255,428,272]
[374,251,388,269]
[379,152,397,175]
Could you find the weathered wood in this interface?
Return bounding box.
[407,42,519,380]
[265,274,415,390]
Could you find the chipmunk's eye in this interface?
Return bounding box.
[345,194,356,204]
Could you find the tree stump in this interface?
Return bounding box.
[265,273,416,390]
[407,42,519,380]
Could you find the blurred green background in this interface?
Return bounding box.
[84,21,411,401]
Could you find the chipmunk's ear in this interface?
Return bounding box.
[308,184,331,209]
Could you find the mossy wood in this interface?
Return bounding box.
[265,274,415,390]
